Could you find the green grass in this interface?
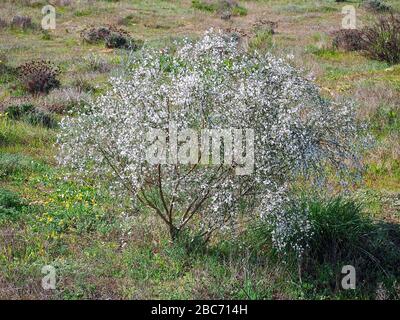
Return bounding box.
[191,0,248,16]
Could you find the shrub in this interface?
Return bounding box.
[81,26,111,43]
[10,15,34,30]
[362,14,400,64]
[81,25,141,50]
[5,103,57,128]
[362,0,392,13]
[17,60,60,94]
[0,188,24,220]
[58,30,360,243]
[331,29,366,51]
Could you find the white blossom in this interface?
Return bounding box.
[57,30,360,243]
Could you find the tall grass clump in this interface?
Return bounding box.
[0,153,44,179]
[362,14,400,64]
[0,115,53,148]
[259,196,400,298]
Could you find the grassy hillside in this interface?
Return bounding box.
[0,0,399,299]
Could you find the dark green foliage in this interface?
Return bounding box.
[5,104,57,128]
[105,32,135,49]
[5,103,35,119]
[303,198,400,297]
[253,197,400,298]
[0,188,25,220]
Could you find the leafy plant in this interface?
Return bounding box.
[257,195,400,297]
[0,188,25,220]
[17,60,61,94]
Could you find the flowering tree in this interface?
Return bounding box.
[58,30,359,244]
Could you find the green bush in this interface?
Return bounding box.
[0,188,25,220]
[5,104,57,129]
[304,198,373,265]
[192,0,218,12]
[105,32,138,50]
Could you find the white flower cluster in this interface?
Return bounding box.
[261,187,314,257]
[57,30,360,242]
